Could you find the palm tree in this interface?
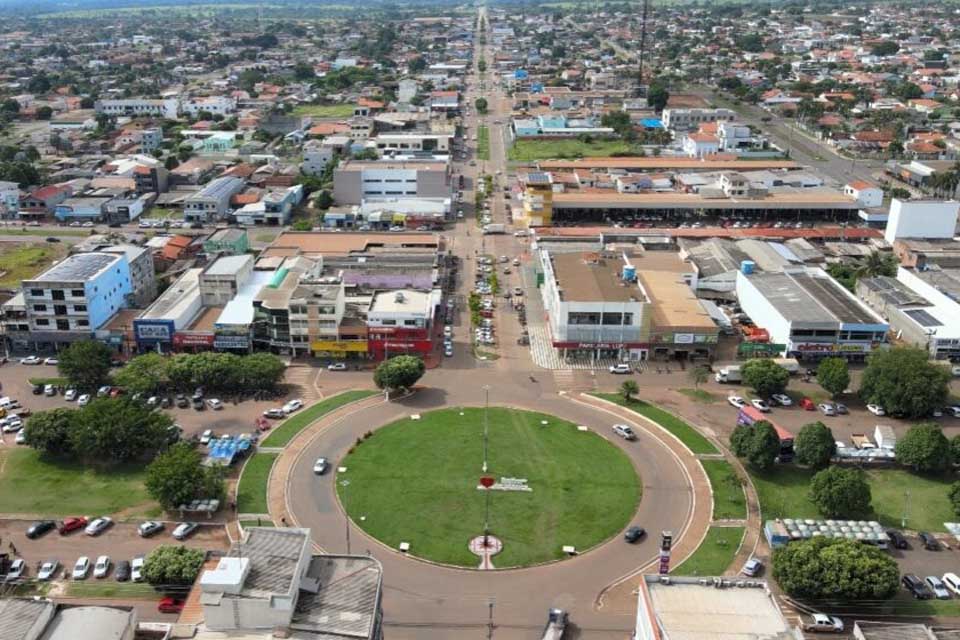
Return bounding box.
[620,379,639,402]
[688,365,710,389]
[853,251,898,280]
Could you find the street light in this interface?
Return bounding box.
[482,385,490,473]
[340,479,352,554]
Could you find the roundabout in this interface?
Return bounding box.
[335,407,641,568]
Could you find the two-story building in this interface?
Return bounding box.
[183,176,245,223]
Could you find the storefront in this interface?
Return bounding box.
[133,319,175,353]
[311,339,369,359]
[173,332,215,353]
[552,341,650,362]
[788,341,876,362]
[367,338,433,361]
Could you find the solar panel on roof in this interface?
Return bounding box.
[904,308,943,327]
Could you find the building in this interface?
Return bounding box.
[196,527,383,639]
[853,621,960,640]
[375,133,453,154]
[0,599,138,640]
[518,171,554,227]
[203,227,249,255]
[94,98,178,119]
[133,268,203,351]
[234,185,304,226]
[100,244,156,308]
[179,96,236,117]
[366,288,439,360]
[333,160,450,205]
[682,133,721,158]
[133,165,169,195]
[661,107,737,131]
[884,198,960,244]
[736,267,889,361]
[183,176,246,223]
[844,180,883,208]
[54,197,108,222]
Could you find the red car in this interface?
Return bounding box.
[158,597,185,614]
[58,516,88,535]
[799,397,816,411]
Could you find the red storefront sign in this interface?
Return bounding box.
[368,326,430,340]
[368,339,433,359]
[551,341,650,349]
[173,333,215,348]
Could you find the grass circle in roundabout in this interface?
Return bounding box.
[336,406,642,568]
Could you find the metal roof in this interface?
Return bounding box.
[30,252,120,283]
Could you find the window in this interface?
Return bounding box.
[71,289,84,297]
[404,319,418,326]
[56,319,69,331]
[52,290,65,301]
[35,318,49,326]
[74,305,87,312]
[77,320,89,327]
[29,289,43,297]
[33,304,47,312]
[54,305,67,315]
[382,319,397,326]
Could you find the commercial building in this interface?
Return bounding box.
[94,98,179,119]
[333,160,450,205]
[53,197,108,222]
[736,267,889,361]
[661,107,737,131]
[367,289,439,360]
[99,244,156,307]
[884,198,959,244]
[375,132,453,153]
[183,176,245,223]
[0,599,139,640]
[203,227,249,255]
[133,268,203,351]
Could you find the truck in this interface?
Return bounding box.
[850,433,876,450]
[771,358,801,375]
[482,223,506,235]
[541,608,568,640]
[874,425,896,450]
[737,406,794,462]
[714,364,742,383]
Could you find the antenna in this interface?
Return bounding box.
[637,0,650,97]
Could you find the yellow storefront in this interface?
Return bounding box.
[311,340,369,359]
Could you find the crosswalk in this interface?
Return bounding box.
[284,366,319,402]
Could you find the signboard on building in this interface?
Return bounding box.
[133,320,174,343]
[311,340,368,353]
[738,342,787,358]
[552,341,649,350]
[173,332,215,348]
[214,335,249,350]
[367,327,429,340]
[793,342,873,353]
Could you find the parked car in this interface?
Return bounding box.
[72,556,91,580]
[97,385,112,397]
[114,560,131,582]
[283,399,304,414]
[6,558,26,580]
[175,394,189,408]
[31,384,43,395]
[192,397,205,410]
[727,396,746,409]
[84,517,113,536]
[612,424,637,441]
[770,394,792,406]
[26,520,56,539]
[131,556,144,582]
[43,384,55,396]
[158,597,185,614]
[206,398,223,411]
[608,363,631,375]
[137,521,164,538]
[903,573,934,599]
[19,356,40,365]
[799,397,816,411]
[818,403,836,416]
[172,522,199,540]
[77,393,91,407]
[886,529,908,549]
[43,357,57,366]
[801,613,844,633]
[834,403,849,415]
[751,399,770,412]
[313,457,330,475]
[37,560,59,581]
[58,516,88,535]
[741,558,763,577]
[624,526,646,543]
[867,404,886,416]
[64,389,77,401]
[200,429,213,445]
[263,408,285,419]
[93,555,111,579]
[942,572,960,596]
[926,576,951,599]
[327,363,348,371]
[919,531,940,550]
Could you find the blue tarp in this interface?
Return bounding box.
[207,437,252,466]
[640,118,664,129]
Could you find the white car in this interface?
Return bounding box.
[727,396,746,408]
[926,575,951,599]
[19,356,40,365]
[2,416,22,432]
[612,424,637,440]
[206,398,223,410]
[327,363,348,371]
[818,403,837,416]
[866,404,886,416]
[72,556,91,579]
[93,555,111,579]
[43,357,58,365]
[942,572,960,596]
[15,430,26,445]
[77,393,91,407]
[85,517,113,536]
[64,389,77,401]
[751,399,771,413]
[283,399,304,414]
[802,613,844,633]
[200,429,213,445]
[37,560,59,581]
[313,457,329,474]
[609,363,632,375]
[771,394,792,406]
[131,556,144,582]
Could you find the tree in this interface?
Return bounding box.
[741,358,790,398]
[145,443,225,510]
[647,80,670,112]
[795,421,835,469]
[895,422,951,472]
[57,340,113,390]
[950,482,960,518]
[71,397,174,463]
[729,421,780,469]
[601,110,634,138]
[408,56,427,73]
[854,251,898,280]
[816,357,850,399]
[477,59,487,73]
[36,106,53,120]
[809,466,871,518]
[142,545,205,587]
[113,352,169,396]
[688,365,710,389]
[239,353,286,391]
[24,408,76,457]
[772,537,899,600]
[860,347,950,419]
[871,40,900,57]
[292,62,315,81]
[0,98,19,114]
[373,355,425,393]
[736,33,765,53]
[620,379,639,401]
[314,190,333,210]
[474,97,488,114]
[952,434,960,465]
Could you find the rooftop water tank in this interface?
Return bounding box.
[741,260,756,275]
[622,265,636,282]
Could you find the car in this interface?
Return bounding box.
[172,522,199,540]
[93,555,111,579]
[200,429,213,445]
[31,384,43,395]
[867,404,886,416]
[770,394,792,407]
[919,531,940,550]
[283,399,304,414]
[834,403,849,415]
[608,363,632,374]
[886,529,908,549]
[160,396,172,409]
[58,516,88,535]
[158,597,185,614]
[26,520,56,539]
[192,386,204,400]
[15,430,26,445]
[624,526,646,543]
[45,236,61,243]
[6,558,26,580]
[138,521,164,538]
[206,398,223,410]
[43,357,58,365]
[313,457,330,475]
[37,560,59,581]
[114,560,131,582]
[926,576,951,599]
[818,403,836,416]
[97,385,112,397]
[1,416,22,432]
[741,558,763,577]
[444,345,454,357]
[192,397,205,410]
[19,356,40,365]
[327,363,348,371]
[751,399,770,412]
[904,573,935,599]
[73,556,91,579]
[943,572,960,596]
[64,388,77,401]
[727,396,746,409]
[801,613,844,633]
[612,424,637,441]
[263,408,285,419]
[43,384,55,396]
[131,556,144,582]
[77,393,91,407]
[85,517,113,536]
[146,396,159,407]
[175,394,189,408]
[513,287,523,296]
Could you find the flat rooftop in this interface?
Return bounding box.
[550,252,647,303]
[222,527,308,600]
[264,231,439,258]
[188,305,224,332]
[205,254,253,277]
[339,160,447,172]
[217,269,274,326]
[27,253,121,283]
[369,289,433,313]
[139,268,202,320]
[640,270,717,331]
[534,226,883,241]
[552,190,859,211]
[745,269,884,326]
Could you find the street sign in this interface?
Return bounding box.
[480,476,495,488]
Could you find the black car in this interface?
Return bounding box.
[192,397,205,411]
[175,394,189,408]
[903,573,934,599]
[886,529,908,549]
[31,384,43,395]
[114,560,131,582]
[44,237,61,243]
[160,397,172,409]
[919,531,940,550]
[26,520,56,539]
[624,526,646,543]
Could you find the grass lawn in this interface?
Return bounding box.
[677,388,719,403]
[508,139,637,162]
[338,407,641,567]
[142,207,180,219]
[0,244,67,288]
[477,125,490,161]
[292,103,354,118]
[673,526,745,576]
[701,460,747,520]
[0,449,150,516]
[261,390,377,448]
[0,228,89,237]
[593,393,719,455]
[67,581,158,599]
[751,466,955,532]
[236,453,278,514]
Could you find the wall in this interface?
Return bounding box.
[884,199,959,243]
[734,271,793,346]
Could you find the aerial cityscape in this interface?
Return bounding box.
[2,0,960,638]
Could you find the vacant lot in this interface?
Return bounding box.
[0,243,67,288]
[292,104,354,118]
[508,139,637,162]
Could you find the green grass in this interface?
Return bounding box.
[751,466,956,532]
[677,388,719,403]
[593,393,719,455]
[27,377,67,387]
[477,125,490,161]
[236,453,278,514]
[261,390,378,448]
[673,526,745,576]
[0,244,68,287]
[0,449,149,516]
[0,228,89,237]
[701,460,747,520]
[508,139,636,162]
[292,104,355,118]
[67,581,158,599]
[338,407,641,567]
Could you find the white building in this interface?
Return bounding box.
[884,198,960,243]
[94,98,179,120]
[662,107,736,131]
[179,96,237,117]
[375,133,452,154]
[398,79,418,103]
[682,133,721,158]
[844,180,883,208]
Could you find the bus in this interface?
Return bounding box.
[737,406,794,462]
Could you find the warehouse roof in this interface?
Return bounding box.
[742,268,884,325]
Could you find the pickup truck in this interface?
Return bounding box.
[801,613,844,633]
[850,433,876,450]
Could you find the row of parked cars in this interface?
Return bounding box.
[903,572,960,600]
[25,517,200,541]
[10,554,145,583]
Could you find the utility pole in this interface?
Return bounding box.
[902,489,910,529]
[637,0,650,96]
[487,599,495,639]
[482,385,490,473]
[340,479,352,554]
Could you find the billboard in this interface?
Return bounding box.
[173,332,215,348]
[311,340,368,353]
[133,319,174,344]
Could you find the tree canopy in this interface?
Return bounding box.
[816,357,849,399]
[741,358,790,398]
[114,351,286,396]
[809,466,872,518]
[23,408,74,457]
[772,537,899,600]
[795,421,835,469]
[373,355,425,393]
[143,545,205,587]
[859,348,949,418]
[730,420,780,469]
[145,443,225,510]
[895,422,952,473]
